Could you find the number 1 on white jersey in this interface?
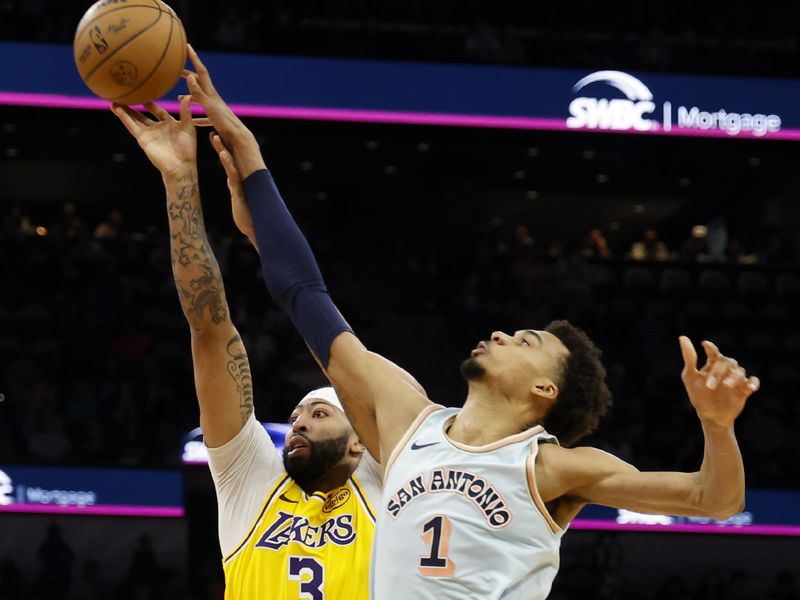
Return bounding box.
[418,515,456,577]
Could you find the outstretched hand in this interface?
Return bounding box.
[112,95,197,176]
[182,44,266,179]
[209,131,256,248]
[679,336,759,428]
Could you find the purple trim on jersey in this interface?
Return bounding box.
[224,474,291,564]
[349,476,376,522]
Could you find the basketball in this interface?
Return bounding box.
[73,0,187,106]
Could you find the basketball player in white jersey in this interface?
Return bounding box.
[183,46,761,599]
[111,94,383,599]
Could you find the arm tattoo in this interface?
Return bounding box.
[226,334,255,424]
[167,175,229,325]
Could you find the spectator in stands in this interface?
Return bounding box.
[73,558,113,600]
[36,522,74,597]
[28,407,72,463]
[629,227,671,261]
[51,201,87,244]
[0,559,29,600]
[1,204,34,241]
[760,233,796,265]
[723,237,759,265]
[94,209,126,241]
[768,571,800,600]
[693,567,729,600]
[126,533,161,592]
[729,568,755,600]
[581,227,613,258]
[682,225,712,262]
[464,18,504,63]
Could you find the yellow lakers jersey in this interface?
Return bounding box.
[222,472,377,599]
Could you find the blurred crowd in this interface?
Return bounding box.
[0,522,217,600]
[1,200,799,492]
[2,1,800,77]
[1,522,798,600]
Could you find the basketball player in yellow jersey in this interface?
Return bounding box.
[111,94,382,599]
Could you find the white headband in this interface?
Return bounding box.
[298,386,345,413]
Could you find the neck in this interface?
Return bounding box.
[448,385,542,446]
[298,462,353,495]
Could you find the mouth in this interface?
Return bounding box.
[287,435,310,457]
[470,341,487,357]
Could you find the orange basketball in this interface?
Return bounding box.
[73,0,187,106]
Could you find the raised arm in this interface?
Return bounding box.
[112,96,254,448]
[538,337,760,522]
[188,47,430,461]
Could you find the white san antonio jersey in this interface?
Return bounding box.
[371,405,565,600]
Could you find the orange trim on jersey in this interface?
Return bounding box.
[526,441,562,535]
[223,474,291,564]
[350,475,376,523]
[383,404,444,482]
[443,417,544,454]
[418,514,456,577]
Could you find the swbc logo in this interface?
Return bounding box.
[0,469,13,506]
[567,70,782,137]
[567,71,656,132]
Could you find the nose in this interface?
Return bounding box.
[491,331,511,344]
[292,411,310,433]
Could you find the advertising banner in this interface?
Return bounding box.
[3,41,800,140]
[0,465,184,517]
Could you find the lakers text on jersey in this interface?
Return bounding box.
[224,474,376,599]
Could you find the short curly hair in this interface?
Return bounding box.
[542,320,612,447]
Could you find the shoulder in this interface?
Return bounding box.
[536,444,636,502]
[353,449,384,510]
[538,444,635,473]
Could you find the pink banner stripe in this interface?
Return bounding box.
[0,503,184,518]
[2,91,800,140]
[571,518,800,536]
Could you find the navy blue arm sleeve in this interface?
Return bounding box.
[243,169,352,368]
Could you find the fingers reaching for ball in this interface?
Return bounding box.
[111,104,149,134]
[145,102,171,122]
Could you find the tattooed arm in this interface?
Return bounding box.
[164,167,254,445]
[113,97,254,447]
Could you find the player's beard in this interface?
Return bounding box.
[283,432,351,489]
[460,357,486,381]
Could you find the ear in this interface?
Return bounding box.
[530,377,559,401]
[348,438,366,459]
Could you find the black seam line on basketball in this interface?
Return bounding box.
[84,8,163,83]
[74,4,171,43]
[223,474,290,564]
[108,13,176,102]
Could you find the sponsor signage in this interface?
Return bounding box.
[567,70,781,137]
[0,465,184,517]
[182,422,291,465]
[3,41,800,140]
[573,489,800,536]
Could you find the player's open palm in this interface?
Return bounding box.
[112,94,196,176]
[679,336,760,428]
